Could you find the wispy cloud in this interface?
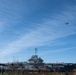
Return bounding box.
[0,21,7,33]
[0,4,76,60]
[39,47,76,56]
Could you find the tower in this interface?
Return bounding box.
[28,48,43,64]
[35,48,37,55]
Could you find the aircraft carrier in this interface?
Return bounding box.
[0,49,76,72]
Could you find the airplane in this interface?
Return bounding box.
[65,23,69,25]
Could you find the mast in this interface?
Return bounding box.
[35,48,37,55]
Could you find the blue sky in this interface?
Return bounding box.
[0,0,76,63]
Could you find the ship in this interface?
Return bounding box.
[0,48,76,73]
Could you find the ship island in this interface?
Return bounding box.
[0,49,76,75]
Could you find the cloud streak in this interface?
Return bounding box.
[0,4,76,61]
[38,47,76,56]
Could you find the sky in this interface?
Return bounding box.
[0,0,76,63]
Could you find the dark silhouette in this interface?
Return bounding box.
[65,23,69,25]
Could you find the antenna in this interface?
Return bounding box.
[35,48,37,55]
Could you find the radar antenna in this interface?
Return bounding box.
[35,48,37,55]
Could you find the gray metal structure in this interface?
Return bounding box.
[0,49,76,72]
